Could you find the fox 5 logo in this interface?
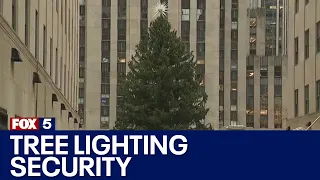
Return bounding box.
[10,118,56,131]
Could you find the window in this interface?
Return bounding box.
[260,115,268,128]
[247,78,254,96]
[305,0,309,5]
[317,80,320,111]
[118,0,126,19]
[25,0,29,46]
[55,48,58,85]
[231,91,237,106]
[101,84,110,94]
[197,21,205,42]
[43,26,47,69]
[60,58,63,88]
[101,63,110,84]
[117,41,126,53]
[317,21,320,53]
[118,19,126,40]
[50,38,53,76]
[260,77,268,95]
[247,96,254,109]
[80,5,85,16]
[140,0,148,19]
[101,106,109,116]
[295,0,299,13]
[101,98,109,106]
[197,0,206,21]
[79,67,85,78]
[102,0,111,18]
[274,78,282,97]
[294,89,298,117]
[79,88,84,98]
[64,65,66,94]
[231,9,238,22]
[140,20,148,39]
[12,0,17,31]
[246,115,254,128]
[230,111,237,122]
[305,85,309,114]
[140,0,148,39]
[274,67,282,77]
[35,11,39,59]
[219,91,224,106]
[231,71,237,81]
[197,43,205,59]
[102,19,110,40]
[294,37,298,65]
[182,9,190,21]
[181,21,190,41]
[305,29,309,59]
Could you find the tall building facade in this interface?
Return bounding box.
[79,0,287,130]
[219,0,287,130]
[0,0,80,130]
[284,0,320,129]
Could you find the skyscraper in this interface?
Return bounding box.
[79,0,287,130]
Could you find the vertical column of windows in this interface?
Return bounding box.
[101,0,111,129]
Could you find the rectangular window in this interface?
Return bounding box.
[181,21,190,41]
[64,65,66,94]
[274,78,282,97]
[43,26,47,69]
[50,38,53,76]
[317,80,320,111]
[230,111,237,123]
[295,0,299,13]
[231,91,237,106]
[197,0,206,21]
[25,0,29,46]
[118,0,126,19]
[294,37,298,65]
[60,58,63,88]
[305,85,309,114]
[101,106,109,116]
[197,43,205,59]
[140,0,148,19]
[79,88,84,98]
[317,21,320,53]
[102,0,111,18]
[55,49,58,85]
[101,84,110,94]
[231,71,237,81]
[246,115,254,128]
[197,21,205,42]
[35,11,39,59]
[294,89,298,117]
[305,29,309,59]
[140,0,148,40]
[118,19,126,41]
[12,0,17,31]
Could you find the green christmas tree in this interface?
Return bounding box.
[114,14,211,130]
